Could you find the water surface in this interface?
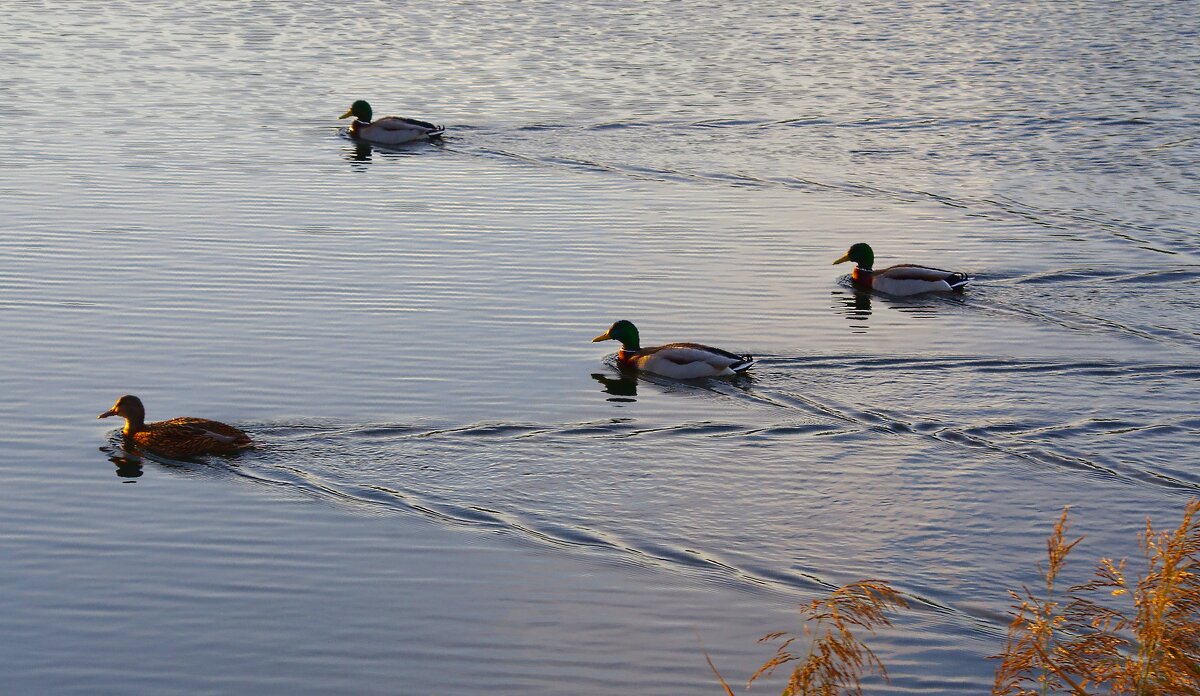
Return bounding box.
[2,0,1198,692]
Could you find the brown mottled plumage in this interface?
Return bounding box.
[98,395,253,459]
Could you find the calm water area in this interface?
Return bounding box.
[2,1,1198,693]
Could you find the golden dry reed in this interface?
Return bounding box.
[721,580,907,696]
[994,499,1200,695]
[716,500,1200,695]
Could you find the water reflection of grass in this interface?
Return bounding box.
[717,501,1200,695]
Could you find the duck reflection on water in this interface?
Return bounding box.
[105,450,144,479]
[591,367,755,404]
[834,289,873,332]
[347,140,373,164]
[342,131,445,170]
[591,372,638,402]
[834,286,969,329]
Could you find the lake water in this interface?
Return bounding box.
[2,1,1198,692]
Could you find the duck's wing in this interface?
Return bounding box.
[165,417,251,441]
[655,343,753,366]
[374,116,443,134]
[876,264,960,281]
[140,418,253,457]
[874,264,969,294]
[637,343,754,376]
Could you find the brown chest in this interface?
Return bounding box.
[851,267,874,290]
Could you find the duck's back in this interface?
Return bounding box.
[357,116,444,145]
[375,116,441,131]
[875,264,958,281]
[134,418,252,458]
[870,264,969,295]
[643,342,746,362]
[625,343,754,378]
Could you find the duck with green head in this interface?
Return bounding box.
[833,242,969,296]
[592,320,754,379]
[98,394,253,459]
[339,99,444,145]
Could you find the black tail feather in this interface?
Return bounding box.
[946,273,969,290]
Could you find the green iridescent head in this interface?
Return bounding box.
[592,320,641,351]
[833,242,875,270]
[340,100,373,122]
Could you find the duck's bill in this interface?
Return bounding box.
[833,253,851,265]
[97,408,117,419]
[339,109,354,119]
[591,331,612,342]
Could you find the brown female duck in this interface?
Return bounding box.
[98,395,253,458]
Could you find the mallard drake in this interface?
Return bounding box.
[98,395,253,459]
[592,320,754,379]
[833,242,968,296]
[339,100,444,145]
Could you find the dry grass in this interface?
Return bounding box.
[714,501,1200,695]
[993,499,1200,695]
[743,579,908,696]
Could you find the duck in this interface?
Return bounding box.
[98,395,253,459]
[339,100,444,145]
[833,242,969,296]
[592,320,754,379]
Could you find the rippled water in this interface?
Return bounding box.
[2,0,1198,692]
